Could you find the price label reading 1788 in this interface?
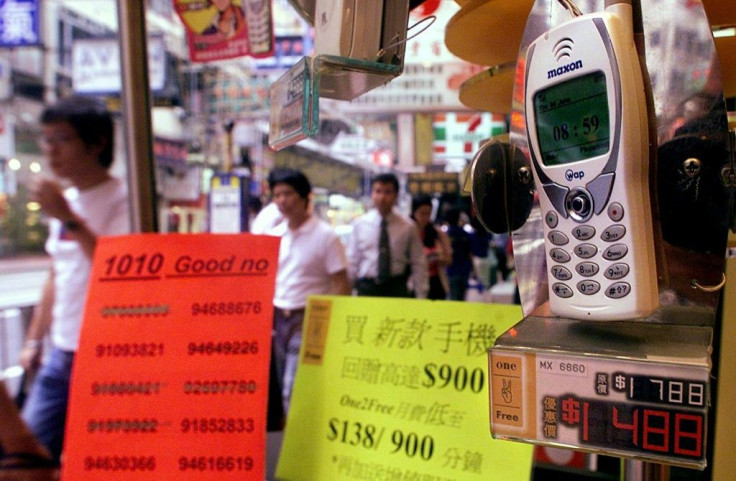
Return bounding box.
[613,373,707,408]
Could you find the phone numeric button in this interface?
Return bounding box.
[574,243,598,259]
[604,263,630,280]
[552,283,573,298]
[603,244,628,260]
[548,231,569,246]
[601,225,626,242]
[550,248,571,263]
[551,265,572,281]
[573,225,596,241]
[605,282,631,298]
[577,280,601,295]
[576,262,599,277]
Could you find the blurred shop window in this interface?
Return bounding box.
[1,3,124,263]
[0,158,47,257]
[147,0,174,18]
[0,1,132,328]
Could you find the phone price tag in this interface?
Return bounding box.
[490,350,709,469]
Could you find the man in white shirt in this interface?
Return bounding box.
[266,168,350,416]
[250,201,283,234]
[347,173,429,298]
[19,95,131,461]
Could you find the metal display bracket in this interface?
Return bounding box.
[268,55,402,150]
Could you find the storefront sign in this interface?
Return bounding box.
[155,137,201,202]
[277,297,533,481]
[275,146,364,197]
[62,234,279,480]
[71,36,166,94]
[174,0,274,63]
[210,173,249,232]
[0,0,40,48]
[431,112,507,162]
[254,34,311,70]
[206,70,271,115]
[407,172,460,196]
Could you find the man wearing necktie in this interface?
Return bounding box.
[347,173,429,298]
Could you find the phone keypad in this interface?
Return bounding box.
[577,280,601,295]
[550,248,571,263]
[602,244,628,261]
[604,263,629,280]
[576,262,599,277]
[572,226,596,240]
[548,202,634,300]
[601,225,626,242]
[548,231,569,246]
[605,282,631,298]
[551,266,573,280]
[574,243,598,259]
[552,283,573,298]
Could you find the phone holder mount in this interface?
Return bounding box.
[268,0,415,150]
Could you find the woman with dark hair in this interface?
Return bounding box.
[411,195,451,300]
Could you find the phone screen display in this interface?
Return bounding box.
[533,71,611,166]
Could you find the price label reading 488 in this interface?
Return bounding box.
[559,395,705,461]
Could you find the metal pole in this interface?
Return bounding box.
[621,460,670,481]
[116,1,158,233]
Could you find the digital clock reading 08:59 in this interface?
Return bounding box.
[558,395,705,461]
[533,71,611,166]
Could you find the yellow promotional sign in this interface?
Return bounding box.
[61,234,279,480]
[277,297,533,481]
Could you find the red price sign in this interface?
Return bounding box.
[559,395,705,461]
[61,234,279,480]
